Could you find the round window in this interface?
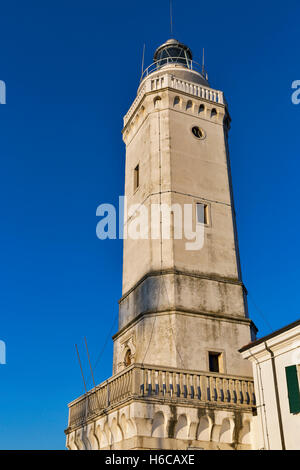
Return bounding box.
[192,126,204,139]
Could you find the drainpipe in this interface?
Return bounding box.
[248,349,269,450]
[264,342,286,450]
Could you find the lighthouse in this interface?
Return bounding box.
[65,38,257,450]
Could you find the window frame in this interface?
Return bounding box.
[133,163,140,192]
[196,201,210,226]
[206,349,226,374]
[285,364,300,414]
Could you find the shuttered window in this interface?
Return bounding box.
[285,365,300,414]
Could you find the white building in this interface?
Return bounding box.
[240,319,300,450]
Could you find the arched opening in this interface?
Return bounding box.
[211,108,217,117]
[197,416,211,441]
[186,100,193,111]
[239,420,251,445]
[152,411,165,438]
[199,104,205,113]
[174,414,188,439]
[173,96,180,107]
[154,96,162,108]
[219,418,234,443]
[111,418,123,444]
[124,349,132,367]
[88,427,99,450]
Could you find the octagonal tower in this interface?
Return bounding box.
[65,39,257,451]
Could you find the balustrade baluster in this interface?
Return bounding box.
[141,368,146,396]
[207,376,214,401]
[199,375,205,401]
[148,369,152,395]
[196,375,200,400]
[229,379,234,403]
[114,377,119,403]
[240,380,245,404]
[251,381,256,405]
[122,373,127,398]
[222,378,228,403]
[189,374,192,395]
[110,378,115,404]
[236,380,241,404]
[221,378,227,402]
[161,371,166,396]
[174,373,179,397]
[155,370,159,395]
[215,377,221,402]
[180,373,184,398]
[151,369,156,395]
[212,376,217,401]
[183,373,188,398]
[165,371,170,397]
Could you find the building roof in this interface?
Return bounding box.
[239,318,300,353]
[153,38,193,62]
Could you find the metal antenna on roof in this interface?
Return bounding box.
[75,343,87,394]
[202,47,208,80]
[84,336,96,389]
[84,336,102,411]
[141,43,146,77]
[170,0,173,37]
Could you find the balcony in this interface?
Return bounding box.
[123,73,225,127]
[66,364,255,431]
[140,57,208,83]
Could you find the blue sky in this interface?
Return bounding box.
[0,0,299,449]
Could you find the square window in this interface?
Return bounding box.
[208,352,222,373]
[196,203,209,225]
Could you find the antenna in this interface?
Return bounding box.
[75,343,87,394]
[202,48,208,80]
[141,43,145,77]
[84,336,97,389]
[84,337,102,411]
[170,0,173,37]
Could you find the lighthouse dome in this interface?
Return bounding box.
[140,38,209,88]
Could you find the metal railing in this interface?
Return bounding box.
[141,57,208,83]
[67,364,255,429]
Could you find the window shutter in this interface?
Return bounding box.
[285,365,300,414]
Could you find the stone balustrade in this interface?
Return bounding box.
[123,73,224,127]
[67,364,255,430]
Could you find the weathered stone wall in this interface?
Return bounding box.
[113,309,252,376]
[66,401,254,450]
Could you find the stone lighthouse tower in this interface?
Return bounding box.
[65,39,257,450]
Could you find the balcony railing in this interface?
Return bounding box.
[67,364,255,430]
[123,72,225,127]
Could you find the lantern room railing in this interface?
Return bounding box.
[140,57,208,83]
